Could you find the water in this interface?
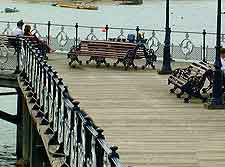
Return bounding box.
[0,88,17,166]
[0,0,223,32]
[0,0,224,166]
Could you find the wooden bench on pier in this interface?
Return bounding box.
[67,40,157,70]
[168,61,213,103]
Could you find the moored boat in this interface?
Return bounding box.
[52,2,98,10]
[4,7,19,13]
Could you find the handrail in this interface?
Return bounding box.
[0,20,221,35]
[20,38,124,167]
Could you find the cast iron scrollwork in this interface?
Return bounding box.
[146,30,160,52]
[2,22,12,35]
[56,25,69,49]
[31,24,42,38]
[86,27,98,40]
[117,28,126,40]
[0,42,9,66]
[180,32,194,58]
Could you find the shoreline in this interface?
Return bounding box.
[9,0,118,5]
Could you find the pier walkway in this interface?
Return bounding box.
[48,54,225,167]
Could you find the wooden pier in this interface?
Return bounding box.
[0,40,225,167]
[48,54,225,167]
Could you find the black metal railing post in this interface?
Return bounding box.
[47,21,51,46]
[207,0,224,109]
[136,26,140,43]
[96,128,104,167]
[202,29,206,62]
[15,37,21,74]
[75,23,78,48]
[158,0,172,74]
[105,25,109,41]
[109,146,119,167]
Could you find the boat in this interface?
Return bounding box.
[52,2,98,10]
[113,0,143,5]
[4,7,19,13]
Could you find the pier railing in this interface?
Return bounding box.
[0,34,24,72]
[0,20,221,62]
[21,39,124,167]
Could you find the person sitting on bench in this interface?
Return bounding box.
[24,24,55,54]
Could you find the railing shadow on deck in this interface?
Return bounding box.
[20,39,124,167]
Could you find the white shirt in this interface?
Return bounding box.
[221,57,225,71]
[11,27,23,36]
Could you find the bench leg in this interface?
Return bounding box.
[184,95,191,103]
[176,91,184,98]
[132,62,138,70]
[124,59,137,70]
[196,92,208,103]
[113,59,123,67]
[150,62,156,69]
[170,86,178,94]
[68,55,82,67]
[142,60,155,70]
[86,56,95,64]
[94,58,109,68]
[103,59,110,68]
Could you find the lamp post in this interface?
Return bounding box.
[207,0,224,109]
[158,0,172,74]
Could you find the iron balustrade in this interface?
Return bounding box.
[0,34,25,72]
[0,20,223,62]
[21,39,124,167]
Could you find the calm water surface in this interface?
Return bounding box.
[0,0,224,166]
[0,88,16,166]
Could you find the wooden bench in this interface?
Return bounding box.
[168,61,213,103]
[67,40,157,70]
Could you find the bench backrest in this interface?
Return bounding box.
[79,40,145,57]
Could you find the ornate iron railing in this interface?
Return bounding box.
[0,34,24,72]
[21,39,124,167]
[0,20,222,62]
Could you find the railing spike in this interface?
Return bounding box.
[58,78,63,85]
[72,100,80,106]
[96,128,104,139]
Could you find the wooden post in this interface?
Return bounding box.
[16,88,23,161]
[22,105,32,166]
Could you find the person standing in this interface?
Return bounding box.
[11,20,24,36]
[9,20,24,53]
[220,48,225,89]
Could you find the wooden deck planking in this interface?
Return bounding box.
[48,54,225,167]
